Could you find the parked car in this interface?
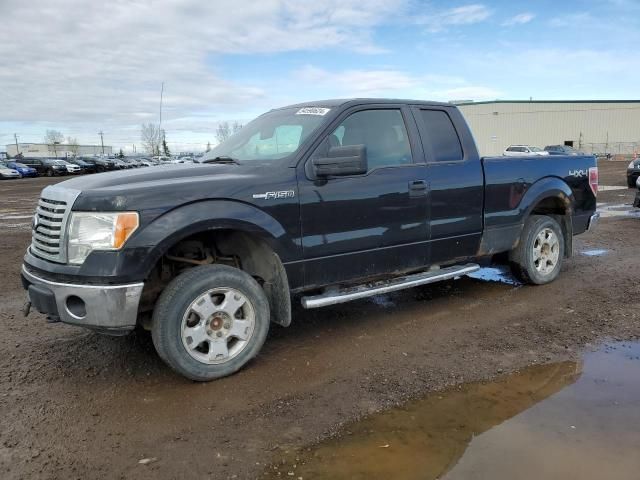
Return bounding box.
[503,145,550,156]
[627,158,640,187]
[21,158,68,176]
[544,145,583,155]
[55,160,81,175]
[122,158,143,168]
[138,158,157,167]
[67,158,97,174]
[5,161,38,178]
[0,162,21,179]
[21,98,598,381]
[85,157,117,172]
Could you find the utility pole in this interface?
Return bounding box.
[98,131,105,155]
[159,81,164,130]
[14,133,20,155]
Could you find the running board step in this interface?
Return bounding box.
[301,263,480,309]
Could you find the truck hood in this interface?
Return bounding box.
[59,163,276,212]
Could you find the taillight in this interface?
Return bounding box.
[589,166,598,196]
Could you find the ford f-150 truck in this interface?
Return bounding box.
[21,99,599,381]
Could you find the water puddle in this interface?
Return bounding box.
[466,266,521,286]
[581,249,609,257]
[266,341,640,480]
[597,203,640,218]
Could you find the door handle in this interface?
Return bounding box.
[409,180,428,197]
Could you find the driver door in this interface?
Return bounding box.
[297,106,429,288]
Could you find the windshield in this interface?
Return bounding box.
[530,147,542,152]
[203,107,330,162]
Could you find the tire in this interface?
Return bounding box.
[629,178,637,188]
[509,215,565,285]
[46,169,54,177]
[151,264,270,381]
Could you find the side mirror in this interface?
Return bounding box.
[312,145,367,177]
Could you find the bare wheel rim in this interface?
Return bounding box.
[180,287,256,365]
[532,227,560,275]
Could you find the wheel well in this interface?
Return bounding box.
[140,230,292,328]
[529,196,573,258]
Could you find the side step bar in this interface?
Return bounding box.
[301,263,480,309]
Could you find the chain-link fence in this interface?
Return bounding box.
[580,142,639,158]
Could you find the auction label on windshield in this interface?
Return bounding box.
[296,107,331,116]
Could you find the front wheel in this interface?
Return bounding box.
[509,215,565,285]
[151,264,270,381]
[46,169,54,177]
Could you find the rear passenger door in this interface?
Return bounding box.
[412,107,484,264]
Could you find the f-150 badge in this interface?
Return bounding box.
[252,190,295,199]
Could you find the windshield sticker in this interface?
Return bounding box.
[296,107,331,116]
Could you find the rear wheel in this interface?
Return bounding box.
[151,264,270,381]
[628,177,637,188]
[46,169,54,177]
[509,215,565,285]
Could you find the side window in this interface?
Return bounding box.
[418,109,463,162]
[317,109,412,170]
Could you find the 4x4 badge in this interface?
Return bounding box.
[252,190,295,200]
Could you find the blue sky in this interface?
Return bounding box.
[1,0,638,153]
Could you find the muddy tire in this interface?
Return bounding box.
[151,264,270,381]
[509,215,565,285]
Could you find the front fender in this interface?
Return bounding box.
[127,200,299,279]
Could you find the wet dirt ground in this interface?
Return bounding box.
[0,160,639,479]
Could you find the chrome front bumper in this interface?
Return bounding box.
[22,266,144,335]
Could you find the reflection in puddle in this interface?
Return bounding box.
[597,203,640,218]
[369,295,396,308]
[266,342,640,480]
[466,266,521,286]
[581,249,609,257]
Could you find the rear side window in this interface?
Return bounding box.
[418,110,463,162]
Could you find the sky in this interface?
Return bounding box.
[1,0,638,154]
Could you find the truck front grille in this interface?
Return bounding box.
[30,186,81,264]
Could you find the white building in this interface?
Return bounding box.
[456,100,640,157]
[6,143,113,158]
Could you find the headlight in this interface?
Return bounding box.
[67,212,139,264]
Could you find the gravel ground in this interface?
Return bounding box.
[0,160,638,479]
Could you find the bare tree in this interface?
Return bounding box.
[216,121,231,143]
[44,129,64,158]
[232,121,243,134]
[66,136,80,156]
[206,141,211,152]
[141,123,161,155]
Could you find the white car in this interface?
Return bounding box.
[503,145,550,157]
[0,163,21,179]
[56,160,81,174]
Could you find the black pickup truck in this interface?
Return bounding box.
[22,99,599,381]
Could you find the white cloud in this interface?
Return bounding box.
[416,4,492,33]
[293,65,502,101]
[502,12,536,26]
[0,0,405,148]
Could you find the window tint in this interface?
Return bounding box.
[321,109,412,170]
[418,110,463,162]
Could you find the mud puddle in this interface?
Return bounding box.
[266,341,640,480]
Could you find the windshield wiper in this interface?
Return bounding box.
[202,156,241,165]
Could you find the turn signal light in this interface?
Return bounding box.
[114,212,139,249]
